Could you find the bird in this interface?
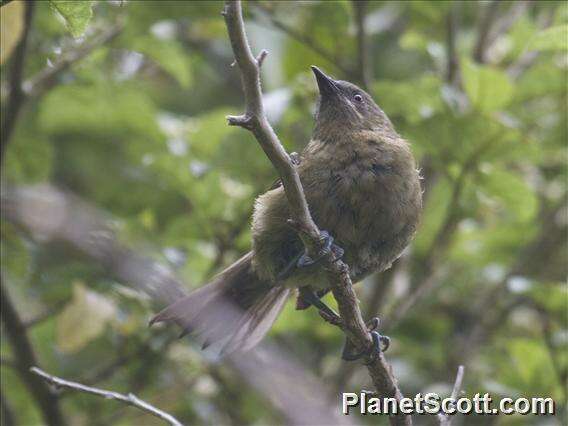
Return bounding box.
[150,66,422,357]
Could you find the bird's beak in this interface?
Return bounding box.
[311,66,338,98]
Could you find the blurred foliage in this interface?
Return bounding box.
[1,1,567,425]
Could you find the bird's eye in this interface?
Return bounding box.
[353,93,363,102]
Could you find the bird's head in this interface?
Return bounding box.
[311,66,393,140]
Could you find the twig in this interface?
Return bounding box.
[24,24,123,99]
[250,1,351,76]
[446,2,460,87]
[30,367,183,426]
[384,136,496,330]
[458,199,567,361]
[473,0,500,63]
[1,20,122,171]
[352,0,370,90]
[0,392,16,426]
[22,299,67,328]
[507,7,555,79]
[0,278,65,426]
[486,1,533,51]
[222,2,410,425]
[0,0,34,169]
[2,184,352,426]
[438,365,465,426]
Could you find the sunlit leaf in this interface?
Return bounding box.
[0,0,24,64]
[132,36,193,88]
[462,59,514,112]
[56,281,117,354]
[528,25,568,51]
[49,0,93,38]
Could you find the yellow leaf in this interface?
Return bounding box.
[0,1,24,65]
[56,281,116,354]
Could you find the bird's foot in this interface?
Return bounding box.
[290,151,301,166]
[297,230,344,268]
[341,317,390,363]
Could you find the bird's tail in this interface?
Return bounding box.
[150,252,289,354]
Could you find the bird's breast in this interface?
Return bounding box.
[300,138,421,278]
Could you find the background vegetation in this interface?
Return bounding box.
[1,1,566,425]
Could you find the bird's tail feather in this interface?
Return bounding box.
[150,252,289,354]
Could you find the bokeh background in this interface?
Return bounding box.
[1,1,566,425]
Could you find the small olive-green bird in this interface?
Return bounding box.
[151,66,422,355]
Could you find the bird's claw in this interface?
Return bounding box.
[297,230,344,267]
[341,317,390,362]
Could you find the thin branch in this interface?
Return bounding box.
[0,278,65,426]
[30,367,183,426]
[1,20,122,171]
[0,392,16,426]
[384,136,496,330]
[2,184,352,426]
[222,2,410,425]
[438,365,465,426]
[0,0,35,169]
[507,7,555,79]
[458,199,567,361]
[352,0,371,90]
[22,299,67,328]
[486,1,534,51]
[446,2,460,87]
[473,0,500,63]
[250,1,351,76]
[24,24,123,99]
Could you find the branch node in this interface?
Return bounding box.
[256,49,269,67]
[226,114,254,130]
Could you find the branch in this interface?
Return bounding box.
[438,365,465,426]
[2,184,352,426]
[383,136,496,330]
[1,20,122,171]
[23,24,123,99]
[473,0,500,63]
[0,392,16,426]
[446,2,460,87]
[250,1,351,76]
[0,278,65,426]
[352,0,371,90]
[486,1,534,52]
[30,367,183,426]
[0,0,34,169]
[222,2,410,425]
[507,7,555,80]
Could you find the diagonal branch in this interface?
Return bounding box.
[438,365,465,426]
[0,0,35,169]
[222,2,410,425]
[0,277,66,426]
[352,0,371,90]
[2,184,352,426]
[23,24,123,99]
[30,367,183,426]
[1,20,122,170]
[250,1,351,76]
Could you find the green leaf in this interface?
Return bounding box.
[56,282,116,354]
[0,1,24,64]
[131,37,192,88]
[49,0,93,38]
[528,25,568,51]
[462,59,514,112]
[478,166,538,223]
[373,75,443,123]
